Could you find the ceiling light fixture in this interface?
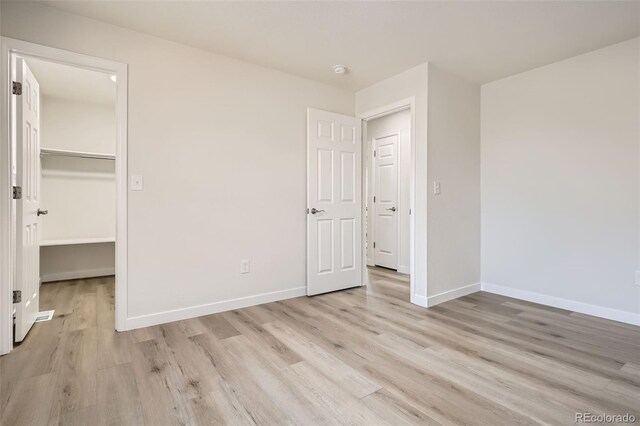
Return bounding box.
[333,65,348,75]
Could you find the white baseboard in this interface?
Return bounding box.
[124,286,307,331]
[411,293,428,308]
[427,282,481,307]
[482,282,640,326]
[397,265,410,274]
[41,267,115,283]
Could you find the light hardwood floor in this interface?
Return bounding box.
[1,267,639,425]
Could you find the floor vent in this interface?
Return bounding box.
[35,310,55,322]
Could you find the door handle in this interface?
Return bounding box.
[310,208,325,215]
[37,209,48,216]
[386,207,397,212]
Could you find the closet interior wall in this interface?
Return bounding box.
[39,91,116,283]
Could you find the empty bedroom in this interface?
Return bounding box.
[0,1,638,425]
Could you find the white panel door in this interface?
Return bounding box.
[14,58,41,342]
[307,108,362,295]
[373,133,399,269]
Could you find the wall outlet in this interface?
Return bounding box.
[635,270,640,286]
[240,260,250,274]
[433,181,441,195]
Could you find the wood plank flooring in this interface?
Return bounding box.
[1,268,639,425]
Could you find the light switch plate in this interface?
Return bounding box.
[240,260,250,274]
[433,181,441,195]
[131,175,143,191]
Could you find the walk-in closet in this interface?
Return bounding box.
[29,58,116,284]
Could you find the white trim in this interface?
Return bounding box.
[359,97,421,306]
[40,148,115,160]
[365,137,374,267]
[124,287,306,330]
[397,266,410,274]
[411,293,428,308]
[41,267,115,283]
[360,98,413,122]
[427,282,481,307]
[40,237,115,246]
[482,282,640,326]
[0,38,13,356]
[0,37,128,355]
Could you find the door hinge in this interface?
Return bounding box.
[12,186,22,199]
[373,242,376,248]
[12,81,22,95]
[409,208,412,215]
[373,196,376,203]
[373,150,376,157]
[13,290,21,303]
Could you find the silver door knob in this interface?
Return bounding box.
[37,209,48,216]
[386,207,397,212]
[310,208,325,214]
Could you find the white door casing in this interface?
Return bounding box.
[14,57,40,342]
[373,133,399,269]
[307,108,362,295]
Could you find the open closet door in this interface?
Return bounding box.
[306,108,362,295]
[14,57,41,342]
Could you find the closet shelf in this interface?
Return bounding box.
[41,148,115,160]
[40,237,115,247]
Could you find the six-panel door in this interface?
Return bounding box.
[373,133,399,269]
[15,57,41,342]
[307,109,362,295]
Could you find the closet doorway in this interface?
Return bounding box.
[1,38,128,354]
[361,98,415,305]
[24,58,116,342]
[365,108,412,274]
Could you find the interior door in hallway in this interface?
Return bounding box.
[307,108,362,295]
[373,133,399,270]
[14,57,42,342]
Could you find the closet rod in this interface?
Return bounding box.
[40,148,115,160]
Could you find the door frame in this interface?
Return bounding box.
[369,129,402,271]
[360,97,416,302]
[0,37,129,355]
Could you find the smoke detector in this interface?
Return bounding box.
[333,65,348,75]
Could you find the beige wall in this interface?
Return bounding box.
[2,2,354,323]
[481,38,640,320]
[41,95,115,154]
[426,65,481,301]
[41,243,115,283]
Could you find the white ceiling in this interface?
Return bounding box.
[26,56,116,105]
[42,1,640,90]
